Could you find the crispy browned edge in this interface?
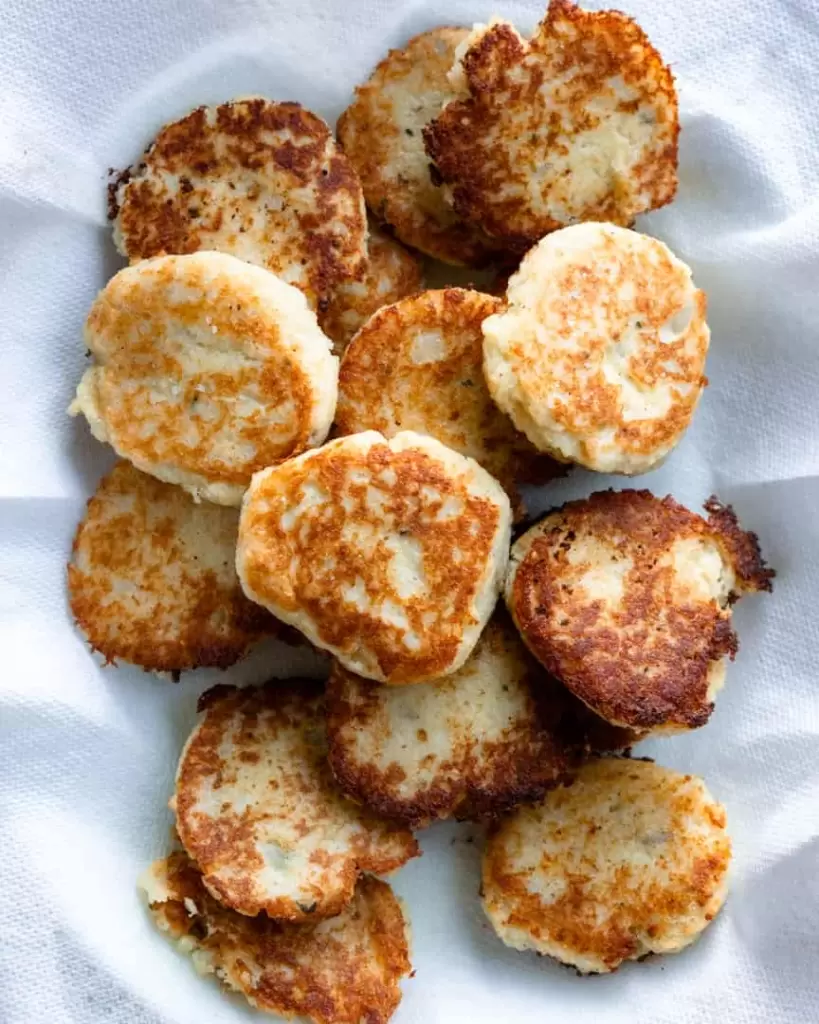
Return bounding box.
[507,489,773,731]
[703,496,775,595]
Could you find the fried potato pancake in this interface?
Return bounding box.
[482,758,731,973]
[112,97,367,307]
[141,850,411,1023]
[70,252,338,505]
[482,223,710,474]
[173,680,418,921]
[424,1,678,248]
[505,489,774,733]
[325,614,572,827]
[68,461,274,673]
[236,431,512,684]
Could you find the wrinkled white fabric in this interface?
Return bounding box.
[1,0,818,1021]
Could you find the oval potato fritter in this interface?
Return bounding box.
[335,288,561,513]
[236,431,512,684]
[325,615,573,827]
[112,97,367,307]
[70,252,338,506]
[482,223,710,474]
[141,851,411,1024]
[505,490,774,733]
[319,225,423,355]
[68,461,274,674]
[482,758,732,973]
[173,680,418,922]
[423,1,678,249]
[337,28,499,266]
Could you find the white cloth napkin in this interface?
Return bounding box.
[1,0,818,1021]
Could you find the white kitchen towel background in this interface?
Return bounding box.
[1,0,818,1021]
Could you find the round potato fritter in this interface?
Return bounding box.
[482,223,710,474]
[337,28,499,266]
[70,252,338,506]
[325,614,573,827]
[505,490,774,734]
[319,225,423,355]
[141,851,411,1024]
[423,2,678,249]
[111,97,367,307]
[173,680,418,922]
[236,431,512,684]
[482,758,732,974]
[68,461,274,674]
[335,288,561,512]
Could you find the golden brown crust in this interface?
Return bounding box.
[703,496,775,594]
[67,461,274,673]
[145,851,410,1024]
[237,432,511,684]
[318,226,423,355]
[325,614,574,827]
[113,98,367,306]
[424,2,679,249]
[337,28,500,265]
[482,758,731,973]
[335,288,560,513]
[506,490,773,731]
[174,680,418,921]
